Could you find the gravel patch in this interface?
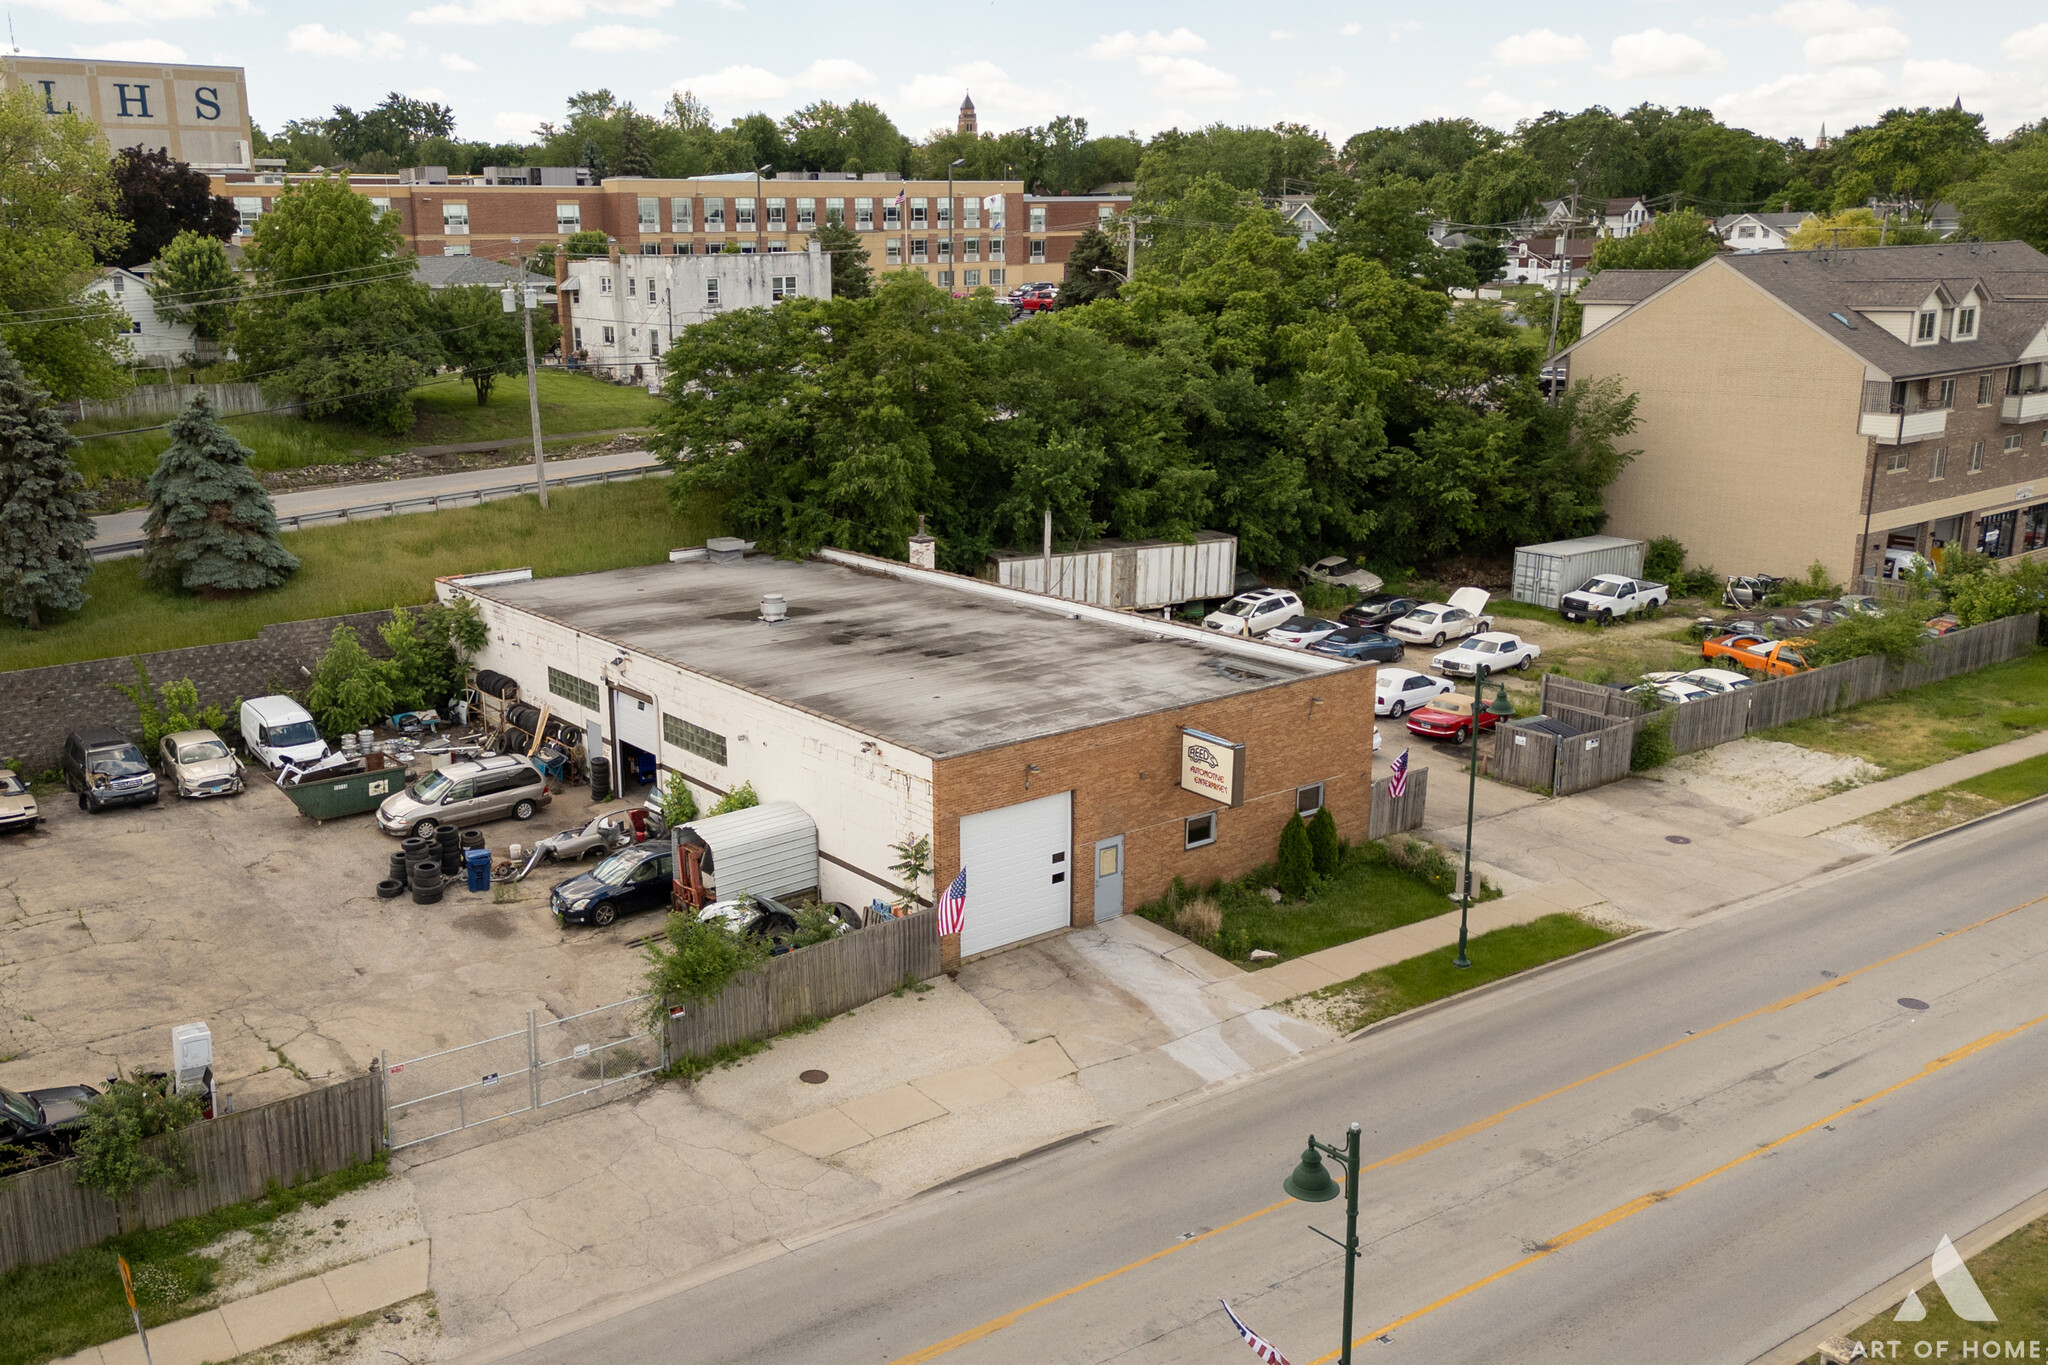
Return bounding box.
[233,1293,442,1365]
[202,1176,427,1305]
[1659,739,1885,820]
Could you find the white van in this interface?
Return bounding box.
[239,696,330,770]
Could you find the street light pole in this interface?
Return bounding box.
[1282,1121,1363,1365]
[505,258,548,511]
[949,157,965,294]
[1457,665,1488,968]
[755,162,771,254]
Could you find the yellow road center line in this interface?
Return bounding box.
[888,892,2044,1364]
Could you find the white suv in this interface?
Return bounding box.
[1202,588,1303,638]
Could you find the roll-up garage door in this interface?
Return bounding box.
[612,687,660,753]
[957,791,1072,958]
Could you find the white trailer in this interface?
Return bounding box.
[1511,535,1646,609]
[989,532,1236,610]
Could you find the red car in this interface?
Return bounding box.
[1405,692,1503,744]
[1015,283,1059,313]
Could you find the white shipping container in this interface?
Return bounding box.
[1512,536,1645,608]
[991,532,1236,610]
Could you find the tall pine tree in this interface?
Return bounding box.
[0,340,96,629]
[142,394,299,594]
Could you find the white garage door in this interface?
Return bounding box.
[612,688,660,753]
[957,791,1073,958]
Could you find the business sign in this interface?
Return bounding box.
[1180,729,1244,807]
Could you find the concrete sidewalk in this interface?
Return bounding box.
[1744,728,2048,837]
[54,1242,429,1365]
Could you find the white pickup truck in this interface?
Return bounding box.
[1558,574,1670,623]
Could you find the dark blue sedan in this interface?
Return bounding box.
[552,845,673,927]
[1308,626,1406,663]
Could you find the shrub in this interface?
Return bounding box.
[1275,814,1314,898]
[1808,610,1932,667]
[1642,535,1686,583]
[1764,559,1840,606]
[1631,711,1674,772]
[710,780,759,816]
[1298,580,1356,614]
[642,911,769,1026]
[72,1073,205,1201]
[379,598,487,713]
[791,903,840,948]
[112,659,230,750]
[1172,898,1222,943]
[1675,565,1722,598]
[305,624,399,735]
[1306,806,1339,875]
[1384,837,1458,896]
[657,769,699,828]
[888,833,932,912]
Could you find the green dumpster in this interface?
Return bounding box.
[279,765,406,823]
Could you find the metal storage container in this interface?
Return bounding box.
[989,532,1237,610]
[1512,536,1646,608]
[672,800,819,903]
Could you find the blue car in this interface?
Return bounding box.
[1308,626,1406,663]
[552,845,674,927]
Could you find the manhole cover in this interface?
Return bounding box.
[1897,998,1929,1011]
[1665,835,1692,844]
[799,1069,829,1084]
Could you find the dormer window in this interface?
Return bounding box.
[1916,311,1938,341]
[1956,306,1977,339]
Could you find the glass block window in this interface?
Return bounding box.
[548,668,599,710]
[664,714,727,765]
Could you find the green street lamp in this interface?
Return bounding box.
[1282,1121,1362,1364]
[1456,669,1518,970]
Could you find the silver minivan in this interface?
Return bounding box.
[377,754,551,838]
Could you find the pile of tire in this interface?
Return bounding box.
[435,826,462,877]
[410,857,444,905]
[377,834,449,904]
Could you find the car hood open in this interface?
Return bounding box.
[1447,587,1490,614]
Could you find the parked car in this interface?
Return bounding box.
[1797,599,1856,625]
[1263,615,1343,650]
[376,754,551,838]
[700,892,805,951]
[532,812,637,863]
[1722,574,1786,608]
[1338,595,1424,630]
[0,768,38,835]
[1923,613,1963,637]
[1016,283,1059,313]
[1643,668,1756,696]
[1387,588,1493,646]
[1406,692,1506,743]
[1297,556,1385,595]
[1308,626,1405,663]
[1836,594,1885,616]
[1374,667,1455,718]
[1558,574,1669,624]
[1202,587,1304,637]
[1701,633,1812,676]
[1637,678,1714,705]
[158,729,243,799]
[552,843,674,926]
[240,695,330,770]
[1,1081,101,1159]
[1432,631,1541,678]
[62,728,159,813]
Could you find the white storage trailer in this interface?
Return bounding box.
[671,800,819,903]
[990,532,1236,611]
[1512,535,1646,609]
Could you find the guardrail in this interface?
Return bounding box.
[91,462,666,560]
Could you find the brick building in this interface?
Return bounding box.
[1559,242,2048,583]
[439,548,1372,966]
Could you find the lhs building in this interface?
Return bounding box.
[439,550,1378,966]
[2,54,251,168]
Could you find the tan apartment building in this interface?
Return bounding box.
[210,167,1129,293]
[3,53,251,168]
[1560,242,2048,585]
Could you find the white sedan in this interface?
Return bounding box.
[1263,615,1343,650]
[1431,631,1540,678]
[1643,668,1757,696]
[1387,587,1493,646]
[1374,667,1456,718]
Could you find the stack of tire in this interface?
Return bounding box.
[436,826,462,878]
[372,834,446,904]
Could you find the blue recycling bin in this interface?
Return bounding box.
[465,847,491,892]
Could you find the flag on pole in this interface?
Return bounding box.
[894,186,908,206]
[935,868,967,935]
[1388,748,1411,800]
[1220,1301,1291,1365]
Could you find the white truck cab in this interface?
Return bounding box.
[239,695,331,770]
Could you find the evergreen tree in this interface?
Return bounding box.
[1276,814,1315,899]
[617,111,654,179]
[1307,806,1339,876]
[141,394,299,594]
[0,340,96,629]
[1055,225,1124,307]
[814,218,873,299]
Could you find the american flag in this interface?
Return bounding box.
[894,186,908,206]
[1221,1301,1291,1365]
[935,868,967,936]
[1388,748,1411,800]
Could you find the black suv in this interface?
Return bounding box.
[63,727,159,812]
[1,1081,100,1161]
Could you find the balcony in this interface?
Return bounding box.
[2001,391,2048,424]
[1860,408,1950,444]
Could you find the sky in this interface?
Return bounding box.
[12,0,2047,149]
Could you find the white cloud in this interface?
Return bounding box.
[571,23,673,50]
[1713,64,1891,135]
[670,63,787,104]
[1900,58,1992,102]
[1491,29,1590,67]
[1295,67,1347,92]
[1769,0,1899,34]
[795,57,875,89]
[409,86,449,103]
[1804,27,1909,64]
[1268,29,1296,41]
[73,37,189,60]
[408,0,671,24]
[368,31,408,59]
[1086,28,1206,60]
[2003,22,2048,62]
[286,23,366,58]
[441,52,480,70]
[1389,21,1422,43]
[1477,90,1544,126]
[1605,29,1724,78]
[17,0,250,21]
[492,110,544,136]
[1134,54,1240,97]
[894,61,1082,132]
[660,58,874,112]
[1339,22,1361,36]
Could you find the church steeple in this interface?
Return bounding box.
[958,91,977,136]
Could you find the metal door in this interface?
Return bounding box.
[1092,836,1124,922]
[957,791,1072,957]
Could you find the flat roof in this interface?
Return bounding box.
[463,556,1335,758]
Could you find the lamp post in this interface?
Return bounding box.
[754,162,772,254]
[1282,1121,1362,1365]
[1456,669,1517,968]
[948,157,965,294]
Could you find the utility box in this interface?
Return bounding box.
[171,1021,212,1096]
[1512,536,1646,608]
[989,532,1237,610]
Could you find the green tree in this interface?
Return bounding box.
[642,912,768,1024]
[327,92,458,168]
[433,284,559,404]
[0,86,132,401]
[1306,806,1339,876]
[1056,226,1125,306]
[1587,209,1722,274]
[142,394,299,594]
[710,779,759,815]
[148,230,240,346]
[0,340,96,629]
[563,229,612,260]
[1834,105,1989,213]
[72,1073,204,1201]
[657,769,700,828]
[105,146,239,269]
[378,598,487,711]
[1276,813,1314,898]
[1807,610,1932,666]
[306,623,399,734]
[1954,128,2048,251]
[616,110,654,178]
[1316,175,1474,291]
[814,218,873,300]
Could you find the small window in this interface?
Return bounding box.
[640,243,660,256]
[2006,434,2023,453]
[1096,845,1119,877]
[1916,311,1937,341]
[1956,307,1977,338]
[555,202,581,233]
[1828,311,1856,329]
[1029,239,1046,263]
[770,275,798,300]
[1885,447,1908,473]
[1978,374,1994,405]
[911,198,927,226]
[601,325,615,345]
[637,196,658,230]
[1936,378,1956,407]
[767,199,785,227]
[1968,441,1984,472]
[963,269,980,286]
[662,714,727,765]
[705,278,719,308]
[599,276,613,294]
[1296,783,1325,816]
[1184,811,1216,849]
[1029,206,1046,232]
[988,268,1005,287]
[671,197,693,231]
[705,199,725,228]
[736,199,756,226]
[1930,447,1948,481]
[441,202,471,234]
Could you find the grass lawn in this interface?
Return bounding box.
[71,370,665,485]
[1306,914,1625,1033]
[1811,1208,2048,1362]
[0,1157,386,1365]
[1764,648,2048,776]
[1849,751,2048,846]
[0,478,718,672]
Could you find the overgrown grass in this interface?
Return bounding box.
[0,478,720,672]
[1810,1208,2048,1363]
[1486,598,1600,632]
[1850,751,2048,847]
[1953,750,2048,804]
[658,1036,770,1086]
[70,371,664,485]
[1763,648,2048,775]
[0,1156,388,1365]
[1309,914,1624,1032]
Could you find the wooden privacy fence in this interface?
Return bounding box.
[0,1072,383,1274]
[65,382,286,423]
[1366,766,1429,840]
[1492,724,1559,791]
[668,911,941,1061]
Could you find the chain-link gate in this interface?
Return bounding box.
[384,995,664,1150]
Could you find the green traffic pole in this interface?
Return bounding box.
[1340,1121,1361,1365]
[1457,667,1485,969]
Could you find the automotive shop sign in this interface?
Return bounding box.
[1180,729,1244,807]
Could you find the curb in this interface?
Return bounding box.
[1890,788,2048,856]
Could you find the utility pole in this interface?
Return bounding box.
[1126,214,1137,282]
[1545,178,1577,366]
[506,277,548,509]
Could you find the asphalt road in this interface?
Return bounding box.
[497,804,2048,1365]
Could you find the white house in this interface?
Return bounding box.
[559,240,832,390]
[88,266,207,368]
[1714,211,1814,252]
[1599,196,1651,238]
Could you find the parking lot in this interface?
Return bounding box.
[0,775,654,1108]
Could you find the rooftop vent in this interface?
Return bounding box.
[759,593,788,623]
[706,536,748,563]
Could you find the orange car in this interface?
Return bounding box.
[1700,633,1812,676]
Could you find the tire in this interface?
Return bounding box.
[401,836,431,858]
[1599,610,1613,627]
[376,879,404,899]
[1393,645,1406,662]
[512,799,537,821]
[411,884,443,906]
[1518,655,1533,671]
[1390,700,1406,719]
[592,902,616,927]
[459,829,487,850]
[411,818,439,840]
[1433,633,1446,647]
[79,792,90,811]
[410,860,442,887]
[1455,726,1471,744]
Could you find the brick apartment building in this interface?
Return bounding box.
[211,166,1129,293]
[1561,242,2048,584]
